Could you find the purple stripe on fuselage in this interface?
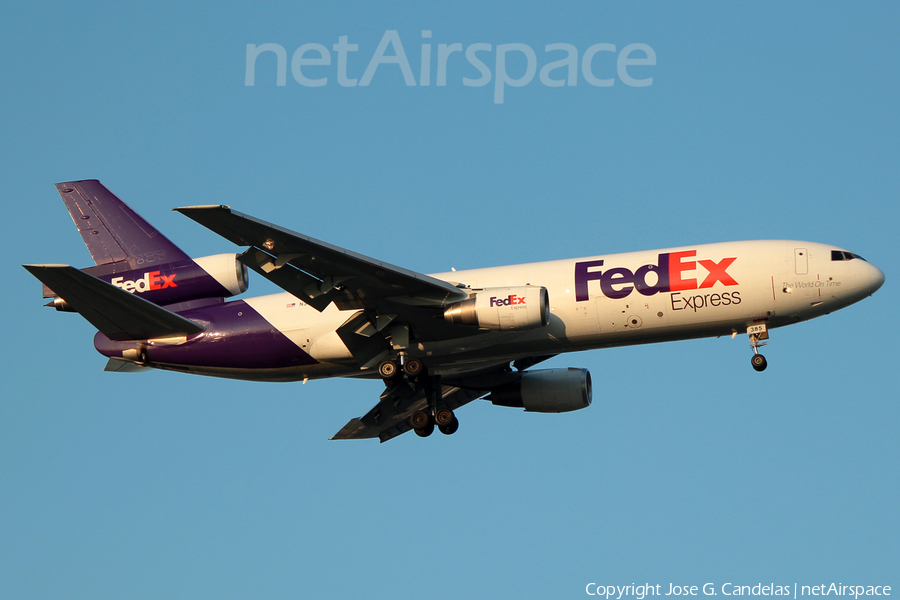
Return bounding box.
[94,299,318,369]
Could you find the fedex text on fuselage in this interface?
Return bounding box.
[575,250,738,301]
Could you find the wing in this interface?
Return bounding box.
[174,205,532,440]
[175,205,475,369]
[174,205,468,312]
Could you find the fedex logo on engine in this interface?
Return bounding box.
[111,271,177,294]
[574,251,737,301]
[490,294,526,307]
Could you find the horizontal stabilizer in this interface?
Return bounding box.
[104,358,151,372]
[23,264,205,341]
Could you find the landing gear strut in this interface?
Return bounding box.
[748,325,769,372]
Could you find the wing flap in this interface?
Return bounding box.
[23,264,205,341]
[237,248,344,311]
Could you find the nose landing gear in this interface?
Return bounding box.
[748,324,769,372]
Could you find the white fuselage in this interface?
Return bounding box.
[206,240,883,381]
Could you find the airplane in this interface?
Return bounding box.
[24,180,885,442]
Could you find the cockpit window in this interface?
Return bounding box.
[831,250,866,262]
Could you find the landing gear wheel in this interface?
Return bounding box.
[747,330,769,372]
[403,357,425,378]
[409,409,433,430]
[377,359,400,380]
[415,422,435,437]
[751,354,767,372]
[434,407,454,427]
[438,415,459,435]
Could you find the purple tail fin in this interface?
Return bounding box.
[57,180,189,269]
[38,180,249,306]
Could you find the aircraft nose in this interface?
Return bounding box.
[868,263,886,294]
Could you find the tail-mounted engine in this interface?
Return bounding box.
[46,253,249,311]
[192,253,250,298]
[443,285,550,331]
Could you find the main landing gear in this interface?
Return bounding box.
[748,324,769,372]
[410,406,460,437]
[377,357,425,381]
[377,357,459,438]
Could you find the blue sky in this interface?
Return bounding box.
[2,2,898,599]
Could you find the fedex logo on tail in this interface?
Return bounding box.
[575,251,737,301]
[111,271,177,294]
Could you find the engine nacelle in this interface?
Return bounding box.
[193,253,250,297]
[489,368,592,413]
[443,285,550,331]
[47,253,249,311]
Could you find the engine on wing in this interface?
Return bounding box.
[443,285,550,330]
[489,368,592,413]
